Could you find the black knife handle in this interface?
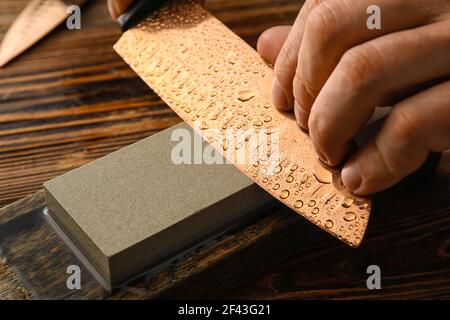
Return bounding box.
[118,0,169,31]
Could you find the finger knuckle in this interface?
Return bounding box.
[373,138,408,180]
[275,42,296,71]
[338,44,382,85]
[390,107,420,145]
[306,3,338,39]
[299,0,321,25]
[293,71,316,108]
[372,108,421,179]
[304,0,325,11]
[274,61,294,90]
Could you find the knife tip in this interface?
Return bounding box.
[0,46,10,68]
[0,56,10,68]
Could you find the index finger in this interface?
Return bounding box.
[271,0,326,110]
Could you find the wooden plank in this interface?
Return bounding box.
[1,0,449,300]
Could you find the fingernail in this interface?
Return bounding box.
[342,161,362,193]
[271,78,288,109]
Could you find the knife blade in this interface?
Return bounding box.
[0,0,88,68]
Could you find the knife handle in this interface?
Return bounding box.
[118,0,169,31]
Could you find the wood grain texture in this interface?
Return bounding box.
[0,0,449,300]
[0,257,31,300]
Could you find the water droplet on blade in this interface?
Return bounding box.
[273,165,282,174]
[344,212,357,222]
[313,161,332,184]
[280,190,290,199]
[264,115,272,122]
[341,197,354,208]
[238,88,257,101]
[294,200,304,209]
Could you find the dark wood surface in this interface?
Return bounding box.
[1,0,449,299]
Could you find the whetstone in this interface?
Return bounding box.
[44,123,273,289]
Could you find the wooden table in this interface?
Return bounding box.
[1,0,449,299]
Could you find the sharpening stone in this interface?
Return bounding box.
[44,123,273,289]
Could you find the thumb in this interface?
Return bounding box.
[257,26,292,66]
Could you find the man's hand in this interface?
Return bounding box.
[258,0,450,195]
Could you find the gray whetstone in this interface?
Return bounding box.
[44,123,272,288]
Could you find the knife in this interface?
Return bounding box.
[0,0,88,68]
